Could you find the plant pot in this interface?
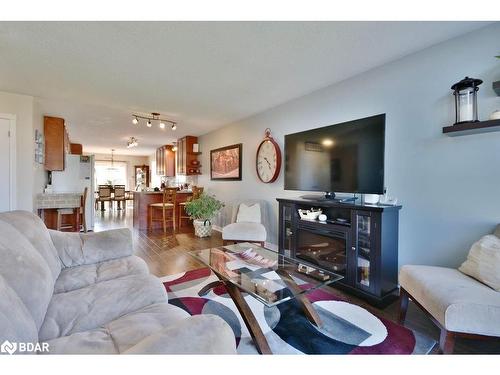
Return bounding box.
[193,219,212,238]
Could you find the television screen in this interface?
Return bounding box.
[284,114,385,194]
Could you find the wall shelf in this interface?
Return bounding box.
[442,119,500,137]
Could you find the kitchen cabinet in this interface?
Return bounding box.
[176,136,201,176]
[155,145,176,177]
[70,143,83,155]
[44,116,70,171]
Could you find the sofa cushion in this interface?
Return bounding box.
[0,211,61,280]
[44,303,189,354]
[0,275,38,346]
[222,222,266,242]
[39,274,168,341]
[49,228,133,268]
[0,220,55,330]
[123,315,237,354]
[54,255,149,294]
[400,265,500,336]
[459,235,500,291]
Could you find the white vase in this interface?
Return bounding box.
[193,219,212,237]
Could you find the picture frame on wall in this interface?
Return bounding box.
[210,143,242,181]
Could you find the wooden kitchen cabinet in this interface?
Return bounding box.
[70,143,83,155]
[176,136,201,176]
[44,116,69,171]
[155,145,176,177]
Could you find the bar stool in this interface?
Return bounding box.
[149,188,177,233]
[57,207,80,232]
[80,187,88,232]
[179,186,204,228]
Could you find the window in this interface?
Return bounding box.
[95,160,128,189]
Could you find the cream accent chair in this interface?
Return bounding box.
[399,226,500,354]
[222,199,268,247]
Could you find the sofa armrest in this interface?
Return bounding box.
[49,228,133,268]
[123,315,236,354]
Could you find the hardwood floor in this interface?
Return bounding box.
[94,208,500,354]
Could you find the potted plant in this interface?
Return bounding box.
[184,193,224,237]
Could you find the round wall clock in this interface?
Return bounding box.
[256,128,282,183]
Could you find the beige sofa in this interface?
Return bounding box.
[0,210,236,354]
[399,228,500,353]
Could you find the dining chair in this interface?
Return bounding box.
[178,186,204,228]
[149,187,177,233]
[113,185,126,210]
[96,185,112,211]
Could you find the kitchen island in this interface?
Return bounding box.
[132,190,193,230]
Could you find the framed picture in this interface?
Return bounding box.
[210,143,242,180]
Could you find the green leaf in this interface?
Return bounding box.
[184,193,224,220]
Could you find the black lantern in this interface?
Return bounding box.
[451,76,483,125]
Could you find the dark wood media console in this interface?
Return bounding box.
[277,197,402,307]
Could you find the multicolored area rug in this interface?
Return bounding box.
[161,268,436,354]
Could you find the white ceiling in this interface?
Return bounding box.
[0,21,490,155]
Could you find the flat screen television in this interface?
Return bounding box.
[284,114,385,196]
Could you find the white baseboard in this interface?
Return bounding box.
[212,225,277,251]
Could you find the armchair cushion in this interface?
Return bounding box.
[236,203,261,223]
[222,222,266,242]
[400,265,500,336]
[49,228,133,268]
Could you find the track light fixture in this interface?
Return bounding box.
[131,112,177,131]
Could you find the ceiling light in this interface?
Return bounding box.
[322,139,334,147]
[172,142,177,152]
[127,137,139,148]
[131,113,178,131]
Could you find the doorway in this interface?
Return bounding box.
[0,114,16,213]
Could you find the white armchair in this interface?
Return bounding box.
[222,199,268,247]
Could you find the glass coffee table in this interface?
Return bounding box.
[189,242,343,354]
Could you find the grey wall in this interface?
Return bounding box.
[198,23,500,268]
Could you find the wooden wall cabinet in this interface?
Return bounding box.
[44,116,69,171]
[155,145,176,177]
[70,143,83,155]
[176,136,201,176]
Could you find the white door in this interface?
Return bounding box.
[0,116,15,212]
